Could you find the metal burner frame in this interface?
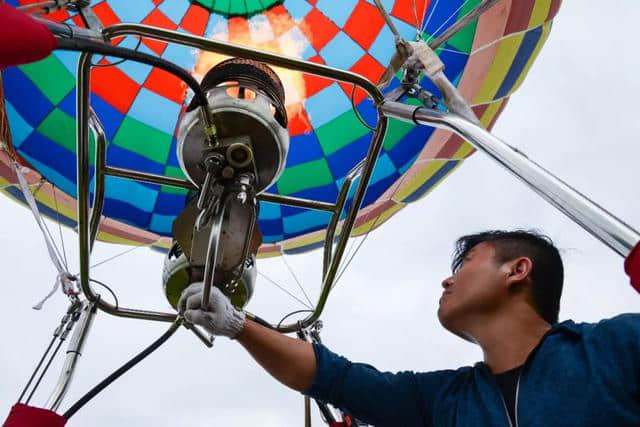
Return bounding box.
[70,23,639,338]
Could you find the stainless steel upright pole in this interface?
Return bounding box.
[45,300,98,411]
[76,52,177,323]
[380,101,640,257]
[88,111,107,251]
[304,396,312,427]
[77,53,92,296]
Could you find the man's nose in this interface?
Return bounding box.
[441,276,454,289]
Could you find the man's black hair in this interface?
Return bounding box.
[451,230,564,324]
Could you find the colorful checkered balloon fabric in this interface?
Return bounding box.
[191,0,283,16]
[0,0,561,256]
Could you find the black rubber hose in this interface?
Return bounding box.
[251,313,276,330]
[62,319,181,419]
[55,37,209,109]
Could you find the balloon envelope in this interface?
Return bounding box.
[0,0,561,256]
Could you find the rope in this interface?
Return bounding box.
[38,189,68,271]
[11,161,77,309]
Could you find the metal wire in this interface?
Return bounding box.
[24,338,65,405]
[424,0,473,43]
[281,253,314,309]
[332,165,415,289]
[420,0,430,35]
[332,216,383,290]
[89,245,144,269]
[339,235,360,277]
[413,0,423,38]
[422,0,441,34]
[258,271,313,309]
[438,47,469,55]
[17,335,58,403]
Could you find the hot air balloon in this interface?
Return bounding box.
[1,0,562,255]
[1,1,639,426]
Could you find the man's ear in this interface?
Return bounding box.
[505,257,533,288]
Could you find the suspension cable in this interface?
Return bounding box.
[258,271,313,309]
[17,335,58,403]
[281,253,314,309]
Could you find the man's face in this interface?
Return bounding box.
[438,242,509,338]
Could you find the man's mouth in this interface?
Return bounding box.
[439,291,452,304]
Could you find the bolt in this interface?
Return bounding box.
[222,166,235,179]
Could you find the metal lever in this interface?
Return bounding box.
[201,195,228,311]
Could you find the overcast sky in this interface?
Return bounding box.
[2,1,640,426]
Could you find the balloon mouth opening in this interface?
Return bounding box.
[190,0,284,18]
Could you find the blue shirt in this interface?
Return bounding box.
[304,314,640,426]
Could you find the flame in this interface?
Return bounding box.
[194,16,309,124]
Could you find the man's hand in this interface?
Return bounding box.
[178,282,245,339]
[179,282,317,391]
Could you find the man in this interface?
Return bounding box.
[178,230,640,426]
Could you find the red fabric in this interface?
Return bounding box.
[624,241,640,293]
[0,3,58,69]
[3,404,67,427]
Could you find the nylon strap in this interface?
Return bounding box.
[11,161,76,309]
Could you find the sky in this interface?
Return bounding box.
[1,1,640,426]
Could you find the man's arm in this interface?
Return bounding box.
[237,318,317,391]
[179,283,318,391]
[304,344,429,427]
[179,282,434,426]
[238,317,430,427]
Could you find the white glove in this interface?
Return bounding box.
[178,282,246,339]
